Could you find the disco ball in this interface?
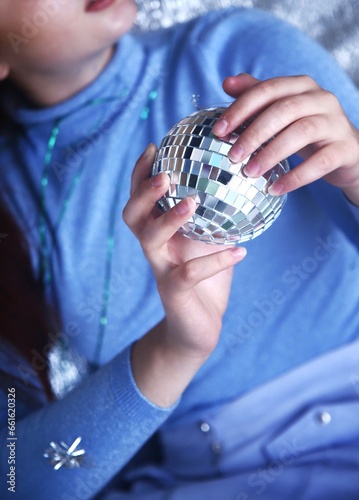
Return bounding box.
[152,107,289,245]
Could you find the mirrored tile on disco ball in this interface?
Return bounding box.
[152,106,289,244]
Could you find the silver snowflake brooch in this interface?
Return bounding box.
[44,436,85,470]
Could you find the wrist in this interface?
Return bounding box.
[161,315,220,360]
[131,320,209,408]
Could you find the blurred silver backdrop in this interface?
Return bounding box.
[134,0,359,87]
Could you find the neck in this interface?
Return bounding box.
[9,47,114,108]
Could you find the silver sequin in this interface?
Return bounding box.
[48,340,89,399]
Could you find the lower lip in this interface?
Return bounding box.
[86,0,116,12]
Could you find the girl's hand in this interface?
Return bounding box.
[122,144,246,406]
[213,74,359,205]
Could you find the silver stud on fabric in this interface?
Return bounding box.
[200,422,211,433]
[316,411,332,425]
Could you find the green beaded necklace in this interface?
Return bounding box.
[39,88,158,365]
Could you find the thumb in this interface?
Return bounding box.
[130,143,157,196]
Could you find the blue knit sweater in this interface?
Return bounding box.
[0,8,358,499]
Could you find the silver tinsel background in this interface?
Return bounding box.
[134,0,359,88]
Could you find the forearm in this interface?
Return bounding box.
[132,319,209,408]
[125,110,246,410]
[0,347,174,500]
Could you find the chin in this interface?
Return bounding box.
[107,0,137,37]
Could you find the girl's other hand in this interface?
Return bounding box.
[213,74,359,205]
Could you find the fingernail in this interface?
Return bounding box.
[232,246,247,258]
[213,118,228,137]
[151,173,163,187]
[243,160,260,177]
[268,182,284,196]
[175,198,192,215]
[228,144,244,163]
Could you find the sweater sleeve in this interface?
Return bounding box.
[187,7,359,128]
[0,346,176,500]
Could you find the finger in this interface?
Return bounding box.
[130,143,157,196]
[139,197,197,253]
[228,88,335,164]
[241,112,331,178]
[268,142,348,196]
[123,171,170,236]
[167,246,247,294]
[212,75,318,138]
[222,73,260,98]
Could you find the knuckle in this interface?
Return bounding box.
[298,74,318,89]
[277,96,298,118]
[258,77,281,97]
[287,168,302,190]
[261,139,282,164]
[181,260,198,285]
[321,88,337,106]
[318,151,335,172]
[313,88,338,111]
[244,125,263,150]
[296,117,317,139]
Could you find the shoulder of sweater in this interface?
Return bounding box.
[133,6,316,77]
[136,7,296,51]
